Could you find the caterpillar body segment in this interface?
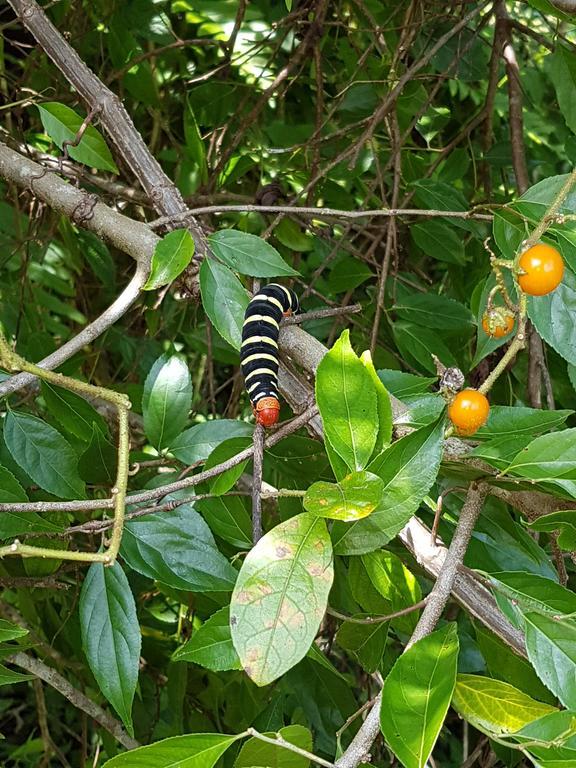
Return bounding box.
[240,283,299,427]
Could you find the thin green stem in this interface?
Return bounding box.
[246,728,335,768]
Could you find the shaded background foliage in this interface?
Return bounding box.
[2,0,576,766]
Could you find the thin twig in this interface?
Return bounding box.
[246,728,335,768]
[283,304,362,325]
[148,204,493,229]
[327,599,427,625]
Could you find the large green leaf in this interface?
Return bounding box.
[144,229,196,290]
[37,102,118,172]
[195,495,253,549]
[452,674,556,736]
[316,331,378,472]
[209,230,298,277]
[121,504,237,592]
[199,258,249,349]
[488,571,576,617]
[549,45,576,135]
[0,665,34,687]
[392,323,458,374]
[332,419,444,555]
[101,733,242,768]
[173,607,241,671]
[234,725,312,768]
[304,471,384,521]
[0,618,28,642]
[336,617,388,674]
[475,406,572,439]
[230,513,333,686]
[41,381,108,441]
[78,425,117,485]
[380,624,459,768]
[411,220,466,265]
[524,612,576,709]
[79,562,141,734]
[142,354,192,450]
[393,293,474,331]
[360,351,392,452]
[527,262,576,366]
[361,550,422,634]
[169,420,253,463]
[4,411,85,499]
[504,428,576,482]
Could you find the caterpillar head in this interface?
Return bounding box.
[254,397,281,427]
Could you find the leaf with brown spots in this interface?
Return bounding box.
[230,513,333,686]
[303,471,384,521]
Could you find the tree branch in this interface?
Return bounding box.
[6,651,139,750]
[6,0,206,252]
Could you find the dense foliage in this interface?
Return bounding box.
[2,1,576,766]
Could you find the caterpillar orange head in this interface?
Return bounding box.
[254,397,281,427]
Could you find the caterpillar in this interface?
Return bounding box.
[240,283,299,427]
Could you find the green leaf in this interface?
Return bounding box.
[378,370,436,399]
[452,674,557,736]
[0,619,28,642]
[380,624,459,768]
[173,607,241,671]
[504,428,576,482]
[336,617,388,674]
[195,495,253,549]
[528,266,576,366]
[145,230,195,290]
[511,710,576,748]
[169,420,253,464]
[0,465,27,504]
[304,471,384,521]
[79,562,141,734]
[475,626,556,705]
[230,513,333,686]
[142,354,192,450]
[332,419,444,555]
[529,511,576,551]
[392,322,458,374]
[202,436,252,495]
[411,220,466,265]
[328,255,373,293]
[234,725,312,768]
[36,102,118,173]
[393,293,474,331]
[184,98,208,185]
[360,351,392,452]
[4,411,85,499]
[0,665,34,686]
[41,381,108,441]
[549,45,576,135]
[524,612,576,709]
[0,507,64,539]
[476,406,572,439]
[316,330,378,472]
[199,258,249,349]
[77,425,117,485]
[121,504,237,592]
[274,218,314,253]
[101,733,241,768]
[488,571,576,617]
[208,230,298,277]
[361,550,422,634]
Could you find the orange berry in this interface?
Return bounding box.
[481,309,515,339]
[517,243,564,296]
[448,389,490,436]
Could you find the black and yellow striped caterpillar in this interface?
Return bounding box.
[240,283,299,427]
